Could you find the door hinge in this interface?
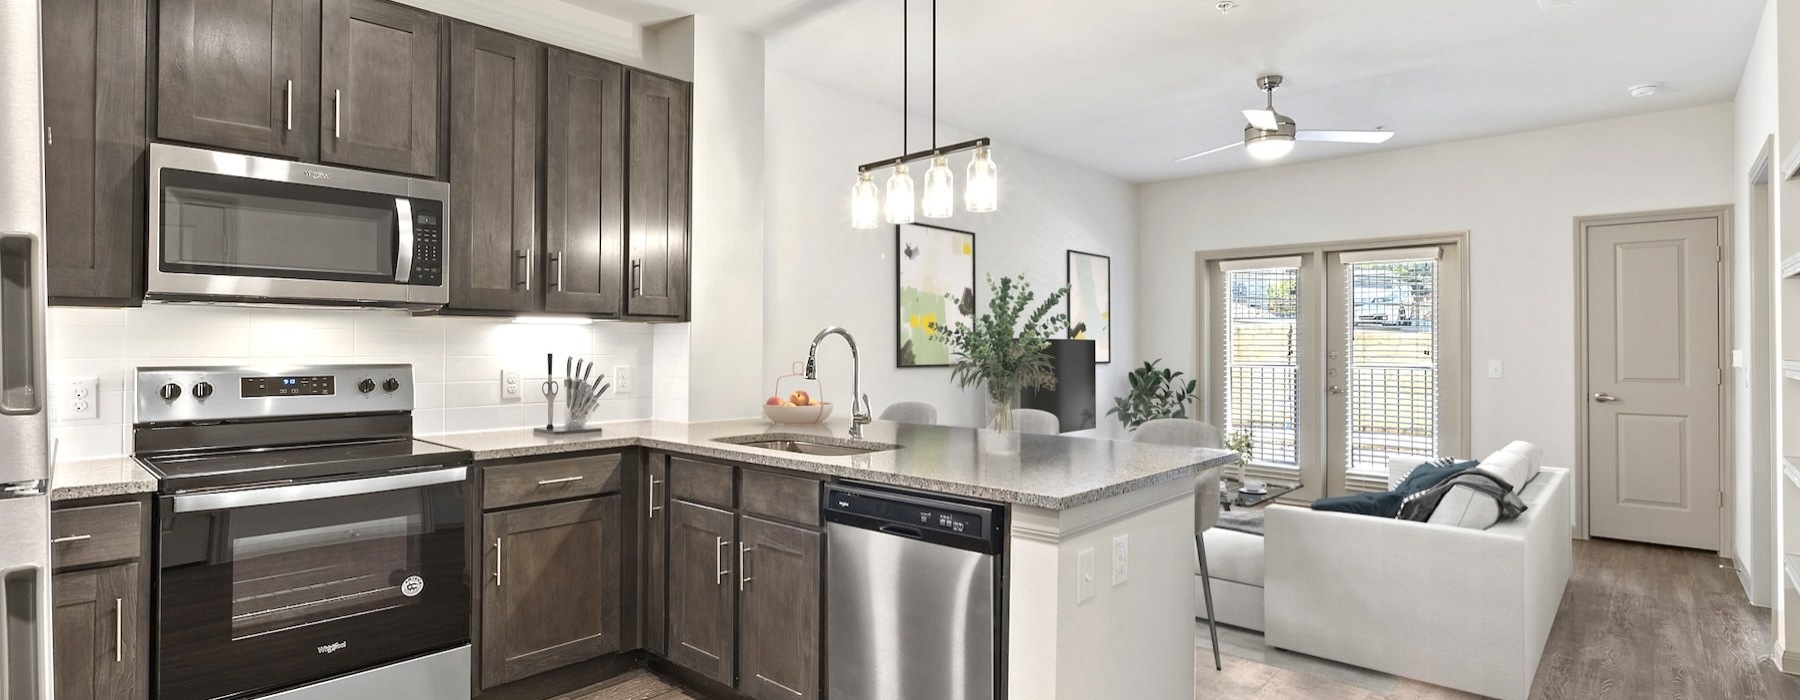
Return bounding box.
[1719,491,1725,508]
[1718,368,1724,386]
[1716,246,1723,263]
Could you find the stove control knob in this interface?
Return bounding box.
[358,378,377,394]
[192,381,214,400]
[382,378,401,393]
[158,383,182,401]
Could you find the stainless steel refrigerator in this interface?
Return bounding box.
[0,0,52,695]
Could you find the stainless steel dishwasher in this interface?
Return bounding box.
[825,482,1006,700]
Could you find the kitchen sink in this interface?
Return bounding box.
[715,436,901,457]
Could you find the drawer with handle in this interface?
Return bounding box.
[50,501,144,570]
[484,453,623,510]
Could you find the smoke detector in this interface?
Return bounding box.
[1628,83,1661,98]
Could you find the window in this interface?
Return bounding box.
[1206,240,1466,499]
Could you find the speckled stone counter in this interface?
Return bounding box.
[427,419,1237,510]
[51,456,159,501]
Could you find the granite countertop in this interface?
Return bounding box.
[427,419,1237,510]
[51,455,160,501]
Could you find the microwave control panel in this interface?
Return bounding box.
[409,206,443,286]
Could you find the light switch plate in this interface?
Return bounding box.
[1077,548,1096,604]
[63,377,98,421]
[501,370,521,400]
[614,365,634,395]
[1111,534,1129,586]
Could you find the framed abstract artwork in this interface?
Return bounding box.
[1067,250,1112,363]
[896,223,976,367]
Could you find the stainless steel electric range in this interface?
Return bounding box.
[133,364,471,700]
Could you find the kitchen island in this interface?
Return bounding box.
[433,418,1235,700]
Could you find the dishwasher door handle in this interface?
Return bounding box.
[877,524,925,540]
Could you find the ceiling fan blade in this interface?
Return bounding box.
[1296,130,1395,144]
[1173,142,1243,163]
[1242,109,1279,131]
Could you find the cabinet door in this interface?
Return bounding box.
[156,0,319,159]
[480,496,622,689]
[43,0,145,305]
[543,48,626,315]
[447,22,540,312]
[52,564,141,700]
[624,70,690,319]
[738,517,822,700]
[643,453,669,655]
[667,500,735,685]
[320,0,441,176]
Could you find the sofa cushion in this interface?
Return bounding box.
[1397,459,1480,494]
[1199,528,1265,586]
[1424,485,1503,529]
[1478,452,1531,494]
[1311,491,1403,516]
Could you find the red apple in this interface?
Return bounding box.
[766,396,782,406]
[789,390,812,406]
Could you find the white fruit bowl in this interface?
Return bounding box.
[763,402,833,425]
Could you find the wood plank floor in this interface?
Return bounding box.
[569,539,1800,699]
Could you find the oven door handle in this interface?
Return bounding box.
[394,198,415,284]
[171,466,467,513]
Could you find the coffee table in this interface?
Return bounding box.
[1219,475,1302,511]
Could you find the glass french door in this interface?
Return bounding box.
[1212,242,1465,499]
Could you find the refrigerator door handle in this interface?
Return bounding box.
[0,230,44,416]
[1,564,50,699]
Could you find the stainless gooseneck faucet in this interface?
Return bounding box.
[806,326,872,439]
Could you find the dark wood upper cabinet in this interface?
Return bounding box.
[319,0,442,177]
[667,499,736,686]
[42,0,146,305]
[52,564,143,700]
[738,517,822,700]
[624,70,691,319]
[156,0,319,160]
[480,496,623,689]
[448,22,540,313]
[543,48,626,316]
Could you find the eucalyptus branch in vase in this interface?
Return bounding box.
[930,275,1069,432]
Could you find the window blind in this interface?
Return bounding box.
[1222,265,1302,468]
[1344,258,1439,475]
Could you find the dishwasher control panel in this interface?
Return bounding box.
[824,483,1004,554]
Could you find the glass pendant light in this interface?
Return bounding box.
[922,156,955,218]
[885,164,915,224]
[965,146,998,212]
[850,172,880,229]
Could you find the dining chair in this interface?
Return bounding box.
[878,401,939,425]
[1007,408,1060,435]
[1132,418,1227,671]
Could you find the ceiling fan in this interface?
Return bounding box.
[1175,75,1396,163]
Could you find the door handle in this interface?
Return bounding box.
[714,537,730,585]
[1592,393,1620,403]
[630,260,642,297]
[535,476,584,486]
[394,198,415,283]
[50,534,91,545]
[493,537,503,587]
[114,598,123,662]
[284,79,293,131]
[739,544,753,591]
[550,251,563,289]
[648,475,662,518]
[517,248,533,291]
[333,89,342,138]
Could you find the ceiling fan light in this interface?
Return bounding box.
[1245,135,1295,161]
[850,172,880,229]
[885,164,916,224]
[965,147,998,212]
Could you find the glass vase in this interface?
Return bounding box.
[986,387,1019,433]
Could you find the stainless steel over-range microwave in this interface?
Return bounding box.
[148,143,450,309]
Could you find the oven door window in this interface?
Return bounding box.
[157,479,468,700]
[160,169,399,283]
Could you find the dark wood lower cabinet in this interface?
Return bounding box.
[481,495,622,689]
[52,564,142,700]
[737,517,822,700]
[642,454,669,655]
[667,500,737,686]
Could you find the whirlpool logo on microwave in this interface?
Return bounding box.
[317,641,349,655]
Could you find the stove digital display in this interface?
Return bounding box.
[241,375,335,397]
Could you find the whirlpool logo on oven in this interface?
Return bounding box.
[317,641,349,655]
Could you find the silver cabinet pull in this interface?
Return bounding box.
[550,251,563,289]
[493,537,503,587]
[333,89,342,138]
[1592,392,1620,403]
[630,260,642,297]
[284,80,293,130]
[517,247,532,290]
[51,534,91,544]
[648,475,662,518]
[739,544,753,591]
[714,537,730,585]
[114,598,123,662]
[536,475,584,486]
[45,126,51,146]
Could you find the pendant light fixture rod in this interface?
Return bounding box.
[931,0,937,149]
[902,0,908,154]
[856,137,992,173]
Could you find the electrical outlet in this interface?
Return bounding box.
[1112,535,1129,586]
[501,370,522,400]
[613,365,633,395]
[63,377,98,421]
[1076,548,1096,604]
[1487,360,1504,379]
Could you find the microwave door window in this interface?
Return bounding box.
[161,170,398,283]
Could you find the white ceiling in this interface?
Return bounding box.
[587,0,1767,184]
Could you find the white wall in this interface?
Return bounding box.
[45,306,656,462]
[763,71,1139,428]
[1138,103,1737,472]
[1732,0,1779,606]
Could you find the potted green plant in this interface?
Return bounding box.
[931,275,1069,434]
[1224,429,1254,483]
[1106,360,1199,431]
